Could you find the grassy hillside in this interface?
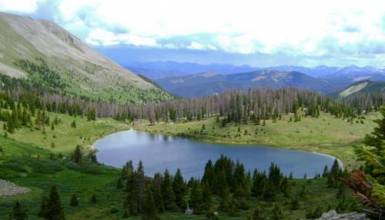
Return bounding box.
[134,112,379,168]
[2,112,128,153]
[0,12,173,104]
[338,80,385,98]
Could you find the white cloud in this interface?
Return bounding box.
[4,0,385,62]
[0,0,46,13]
[86,28,158,47]
[52,0,385,56]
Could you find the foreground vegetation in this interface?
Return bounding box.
[0,131,359,219]
[344,106,385,218]
[135,112,379,169]
[0,79,381,219]
[0,104,362,219]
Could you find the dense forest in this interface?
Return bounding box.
[0,73,379,130]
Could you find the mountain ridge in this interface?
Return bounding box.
[337,80,385,98]
[156,70,337,97]
[0,12,172,103]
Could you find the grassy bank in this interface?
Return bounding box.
[134,112,379,169]
[2,112,129,153]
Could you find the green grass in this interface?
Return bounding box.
[0,144,356,220]
[2,112,129,153]
[0,111,362,219]
[134,112,379,169]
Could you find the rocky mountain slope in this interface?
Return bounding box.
[337,80,385,98]
[0,12,172,103]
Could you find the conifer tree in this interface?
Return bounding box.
[248,206,263,220]
[69,194,78,207]
[172,169,186,209]
[202,160,214,190]
[189,181,203,214]
[327,159,342,187]
[161,169,176,211]
[90,194,97,203]
[271,203,284,220]
[44,186,65,220]
[70,120,76,128]
[125,161,146,215]
[72,145,82,164]
[152,173,165,213]
[9,201,28,220]
[38,196,48,218]
[142,186,159,220]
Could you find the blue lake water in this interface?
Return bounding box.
[94,130,335,179]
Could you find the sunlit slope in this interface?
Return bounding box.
[0,12,172,103]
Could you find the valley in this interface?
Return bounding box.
[1,7,385,220]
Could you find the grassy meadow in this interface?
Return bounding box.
[2,112,129,153]
[134,112,379,168]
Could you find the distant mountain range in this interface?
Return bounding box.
[125,61,257,79]
[125,61,385,97]
[156,70,338,97]
[0,12,172,103]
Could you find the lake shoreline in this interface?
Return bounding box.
[129,127,346,169]
[94,129,338,179]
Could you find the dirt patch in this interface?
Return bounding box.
[0,179,30,197]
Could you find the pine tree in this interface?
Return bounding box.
[72,145,82,164]
[346,106,385,216]
[189,181,203,214]
[173,169,186,209]
[161,169,176,211]
[44,186,65,220]
[38,196,49,218]
[70,120,76,128]
[125,161,146,215]
[202,160,214,190]
[90,194,97,203]
[248,206,263,220]
[271,203,283,220]
[201,183,212,212]
[142,186,159,220]
[9,201,28,220]
[69,194,78,207]
[322,165,329,177]
[327,159,341,187]
[152,173,165,213]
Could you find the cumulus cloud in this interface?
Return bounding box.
[0,0,46,14]
[86,28,158,47]
[50,0,385,56]
[2,0,385,66]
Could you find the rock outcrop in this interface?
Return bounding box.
[318,210,369,220]
[0,179,30,197]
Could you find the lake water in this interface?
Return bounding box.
[94,130,335,179]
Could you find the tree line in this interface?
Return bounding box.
[0,68,379,128]
[116,156,346,219]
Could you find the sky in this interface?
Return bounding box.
[1,0,385,67]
